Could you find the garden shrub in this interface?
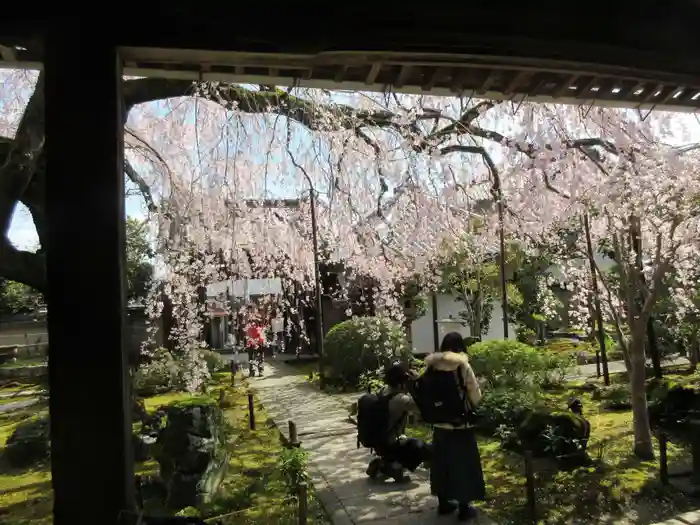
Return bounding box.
[648,380,700,441]
[200,349,227,374]
[279,447,310,499]
[133,347,182,396]
[592,383,632,410]
[516,325,537,344]
[323,316,410,386]
[4,414,51,468]
[476,387,543,434]
[469,339,574,389]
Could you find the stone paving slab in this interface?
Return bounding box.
[658,510,700,525]
[679,510,700,524]
[250,362,474,524]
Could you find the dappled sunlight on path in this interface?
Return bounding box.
[250,362,497,524]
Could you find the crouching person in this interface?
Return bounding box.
[357,362,430,482]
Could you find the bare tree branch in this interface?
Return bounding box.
[124,159,157,212]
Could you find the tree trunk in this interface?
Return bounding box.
[646,317,663,380]
[690,337,699,372]
[629,324,654,459]
[473,289,483,337]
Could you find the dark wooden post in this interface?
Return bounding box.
[691,420,700,484]
[288,420,299,447]
[431,292,439,352]
[657,431,669,485]
[248,392,256,430]
[524,450,537,523]
[297,481,308,525]
[45,25,134,525]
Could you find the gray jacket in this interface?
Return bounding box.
[381,385,419,443]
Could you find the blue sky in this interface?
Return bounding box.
[8,186,147,250]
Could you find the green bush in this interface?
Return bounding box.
[469,339,574,389]
[279,447,310,499]
[323,316,410,386]
[592,383,631,410]
[477,387,543,434]
[4,414,50,468]
[133,347,182,396]
[200,349,227,374]
[516,325,537,344]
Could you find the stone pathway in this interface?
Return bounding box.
[571,355,688,380]
[650,510,700,525]
[0,397,39,413]
[250,361,497,524]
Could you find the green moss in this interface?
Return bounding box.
[0,357,46,369]
[411,380,698,524]
[0,372,329,525]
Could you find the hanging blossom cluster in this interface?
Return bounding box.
[503,105,700,340]
[120,80,700,386]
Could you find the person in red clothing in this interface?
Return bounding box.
[245,321,264,349]
[245,314,266,376]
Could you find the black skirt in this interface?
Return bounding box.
[429,427,486,503]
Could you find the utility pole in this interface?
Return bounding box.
[309,188,326,389]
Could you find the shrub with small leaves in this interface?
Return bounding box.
[324,316,410,386]
[469,339,574,389]
[592,383,631,410]
[133,347,182,396]
[476,387,543,434]
[279,447,310,499]
[200,349,227,374]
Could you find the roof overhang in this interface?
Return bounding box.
[2,4,699,111]
[4,47,699,113]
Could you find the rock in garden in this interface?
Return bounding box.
[4,414,51,468]
[151,402,230,510]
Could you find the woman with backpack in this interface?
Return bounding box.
[420,332,485,522]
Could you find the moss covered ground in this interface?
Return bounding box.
[0,372,330,525]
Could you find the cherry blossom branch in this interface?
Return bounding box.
[123,159,157,213]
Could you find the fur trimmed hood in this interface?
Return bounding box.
[424,351,470,372]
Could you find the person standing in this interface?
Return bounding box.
[416,332,485,521]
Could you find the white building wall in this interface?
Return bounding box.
[410,293,516,354]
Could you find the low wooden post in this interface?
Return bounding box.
[658,430,669,486]
[288,420,300,448]
[134,475,144,509]
[218,389,226,409]
[297,481,308,525]
[248,392,256,430]
[524,450,537,524]
[691,420,700,485]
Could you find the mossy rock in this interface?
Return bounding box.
[4,414,51,468]
[151,402,229,510]
[516,409,590,465]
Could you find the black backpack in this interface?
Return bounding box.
[356,391,398,450]
[412,367,476,426]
